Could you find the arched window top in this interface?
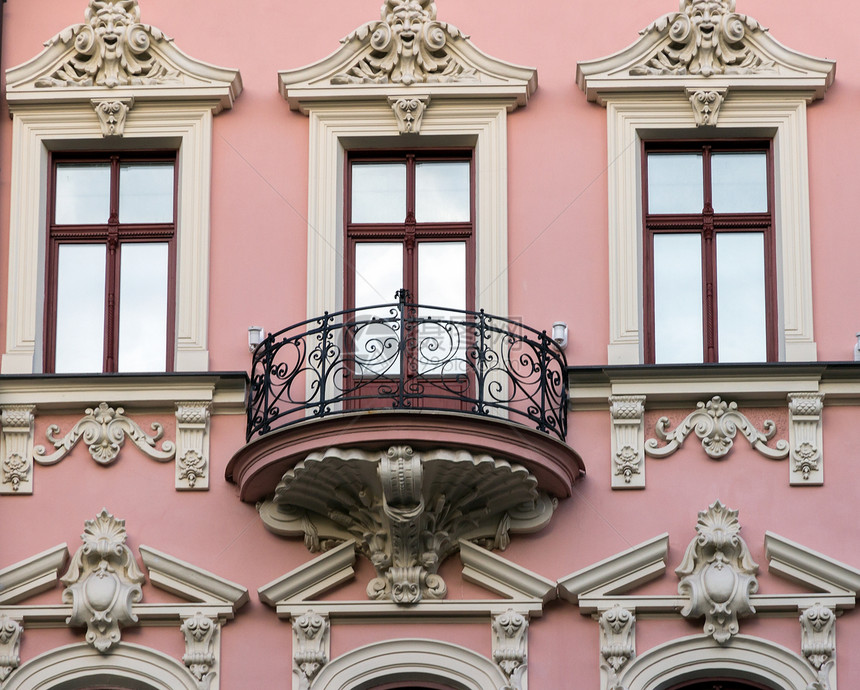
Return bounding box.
[6,643,198,690]
[310,639,507,690]
[619,634,818,690]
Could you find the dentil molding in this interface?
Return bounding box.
[259,445,555,605]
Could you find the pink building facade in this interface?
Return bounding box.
[1,1,859,688]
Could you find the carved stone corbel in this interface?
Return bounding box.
[599,605,635,687]
[687,88,726,126]
[676,501,758,644]
[788,393,824,485]
[34,403,175,467]
[181,613,218,689]
[492,609,528,690]
[801,603,835,671]
[92,97,134,137]
[292,610,328,690]
[609,395,646,489]
[175,402,211,490]
[0,615,23,682]
[1,405,35,495]
[389,95,430,134]
[645,396,788,462]
[61,509,145,652]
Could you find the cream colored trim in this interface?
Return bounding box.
[557,534,669,601]
[765,532,860,595]
[298,99,510,322]
[459,540,557,603]
[618,634,819,690]
[599,91,817,364]
[258,540,357,606]
[3,101,218,374]
[310,638,509,690]
[6,642,199,690]
[138,545,250,609]
[0,545,68,605]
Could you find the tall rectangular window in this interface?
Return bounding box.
[46,153,176,373]
[643,142,776,364]
[345,150,474,383]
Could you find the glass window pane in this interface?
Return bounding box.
[55,244,106,372]
[119,163,175,223]
[415,162,470,222]
[647,154,704,214]
[118,243,168,372]
[711,153,768,213]
[418,243,466,374]
[653,234,703,363]
[353,243,403,376]
[351,163,406,223]
[55,164,111,225]
[717,233,767,362]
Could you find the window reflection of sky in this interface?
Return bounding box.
[118,243,168,372]
[55,244,106,372]
[716,233,766,362]
[55,164,110,225]
[654,233,703,363]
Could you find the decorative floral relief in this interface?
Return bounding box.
[35,0,180,89]
[676,500,758,644]
[332,0,476,85]
[599,605,635,690]
[0,615,23,682]
[645,396,788,461]
[610,395,645,489]
[292,610,328,690]
[181,613,218,687]
[492,609,528,689]
[631,0,774,77]
[61,509,145,652]
[33,402,175,466]
[800,603,835,672]
[175,402,210,491]
[1,405,35,495]
[389,94,430,133]
[688,88,725,126]
[789,393,824,484]
[92,97,133,136]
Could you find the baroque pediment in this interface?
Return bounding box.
[577,0,834,103]
[6,0,241,112]
[279,0,536,111]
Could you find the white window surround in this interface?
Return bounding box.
[576,4,835,365]
[618,634,817,690]
[6,642,200,690]
[3,6,241,374]
[598,93,818,365]
[277,0,536,322]
[294,100,513,320]
[310,638,508,690]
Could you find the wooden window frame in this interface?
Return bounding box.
[642,140,777,364]
[344,149,476,312]
[44,151,178,373]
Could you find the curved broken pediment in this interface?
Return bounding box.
[578,0,834,103]
[279,0,536,112]
[6,0,242,112]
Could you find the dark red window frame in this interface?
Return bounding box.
[44,151,178,373]
[642,140,777,364]
[344,149,476,312]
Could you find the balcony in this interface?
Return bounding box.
[227,298,583,604]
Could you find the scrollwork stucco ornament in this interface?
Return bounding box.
[676,500,758,644]
[332,0,476,85]
[92,97,133,136]
[492,609,528,690]
[292,610,329,690]
[599,605,635,685]
[35,0,180,89]
[34,402,175,466]
[181,613,218,688]
[0,616,23,682]
[687,87,725,126]
[631,0,774,77]
[61,509,145,652]
[645,396,788,461]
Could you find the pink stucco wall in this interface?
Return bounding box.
[2,1,860,688]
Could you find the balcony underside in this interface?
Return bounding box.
[226,410,584,502]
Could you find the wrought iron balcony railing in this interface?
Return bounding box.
[246,293,568,442]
